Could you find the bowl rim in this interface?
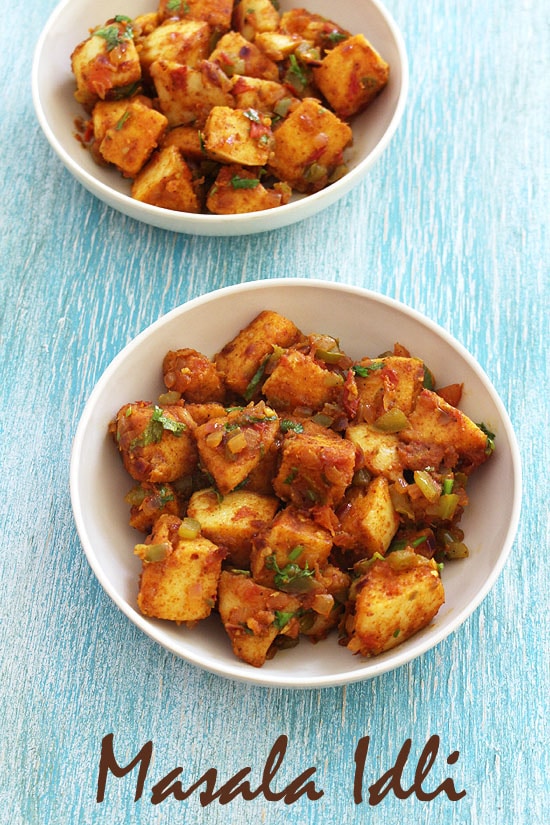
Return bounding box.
[69,278,522,687]
[32,0,409,236]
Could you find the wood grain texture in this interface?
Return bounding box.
[1,1,548,823]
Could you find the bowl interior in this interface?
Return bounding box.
[70,280,521,687]
[33,0,408,235]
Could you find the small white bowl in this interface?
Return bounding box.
[70,279,521,688]
[32,0,408,236]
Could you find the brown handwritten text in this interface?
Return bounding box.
[96,732,466,808]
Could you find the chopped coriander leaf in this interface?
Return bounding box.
[423,365,435,390]
[243,356,269,400]
[229,410,277,427]
[285,54,308,91]
[115,111,130,130]
[231,175,260,190]
[111,81,141,100]
[94,19,134,51]
[265,555,314,593]
[388,535,427,553]
[93,25,123,49]
[156,486,175,506]
[280,420,304,434]
[325,31,347,44]
[239,622,254,634]
[130,419,163,449]
[477,423,496,455]
[151,406,186,435]
[352,361,384,377]
[233,478,250,491]
[130,406,186,449]
[273,610,296,630]
[354,553,385,576]
[167,0,187,11]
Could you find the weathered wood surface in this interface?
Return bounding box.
[1,1,548,823]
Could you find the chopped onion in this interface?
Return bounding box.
[414,470,441,503]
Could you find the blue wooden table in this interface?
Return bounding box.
[1,1,548,823]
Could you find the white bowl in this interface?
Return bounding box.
[70,279,521,688]
[32,0,408,236]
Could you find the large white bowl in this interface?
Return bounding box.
[32,0,408,236]
[70,279,522,688]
